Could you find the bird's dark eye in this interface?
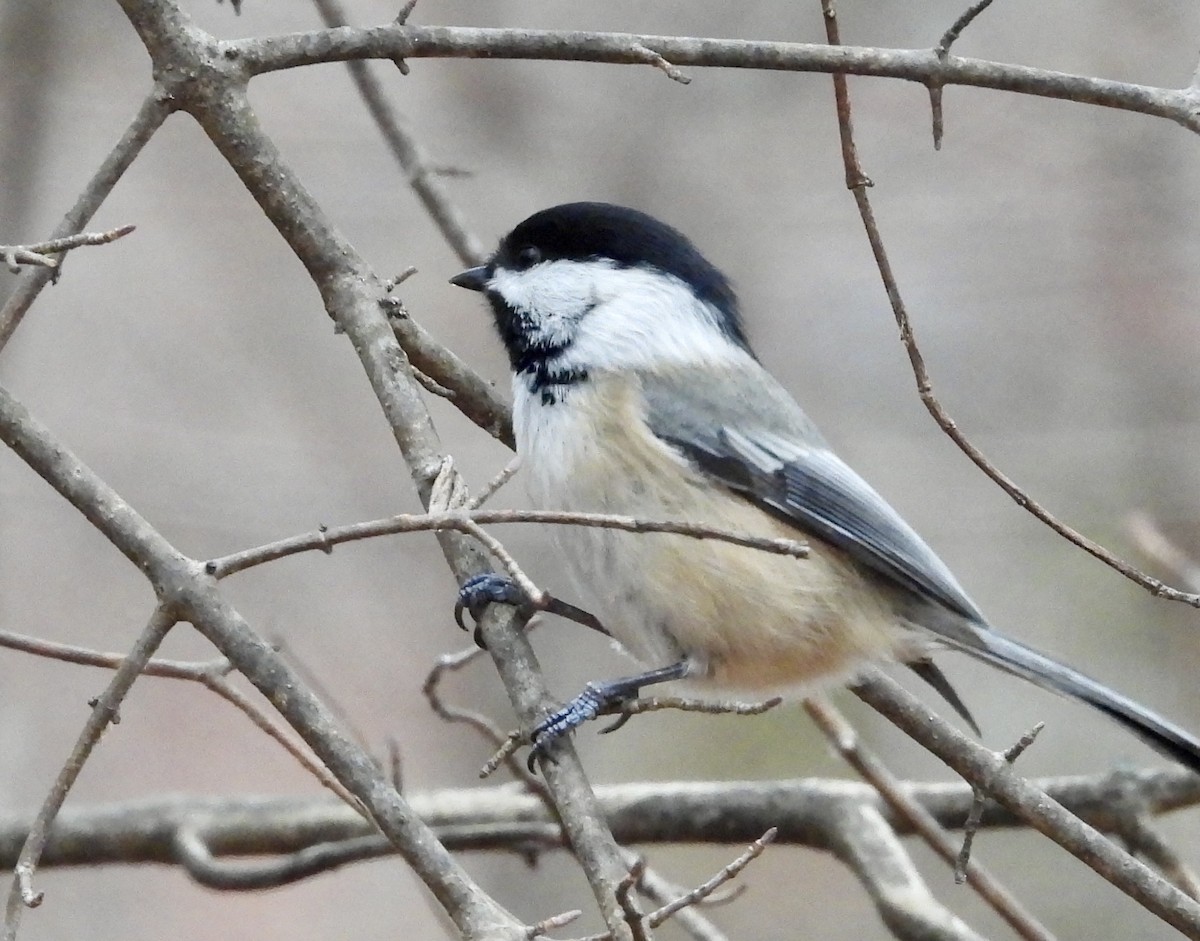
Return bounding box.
[516,246,542,269]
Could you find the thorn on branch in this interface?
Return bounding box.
[389,1,419,73]
[629,43,692,85]
[929,0,998,149]
[955,721,1043,882]
[383,265,418,293]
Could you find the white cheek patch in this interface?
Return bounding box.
[489,259,615,350]
[490,258,751,374]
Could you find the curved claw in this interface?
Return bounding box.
[598,712,633,735]
[454,573,526,631]
[524,662,691,771]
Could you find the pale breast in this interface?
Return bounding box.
[513,374,914,692]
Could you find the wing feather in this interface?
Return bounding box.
[641,366,985,624]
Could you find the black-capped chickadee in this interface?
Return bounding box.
[451,201,1200,772]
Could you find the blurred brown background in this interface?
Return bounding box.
[2,1,1200,938]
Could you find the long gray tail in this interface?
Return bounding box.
[943,622,1200,773]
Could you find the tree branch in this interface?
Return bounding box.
[2,606,176,941]
[0,378,523,939]
[2,766,1193,869]
[239,25,1200,134]
[0,94,169,354]
[853,670,1200,939]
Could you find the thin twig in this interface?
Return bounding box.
[311,0,487,265]
[468,457,521,510]
[611,695,783,720]
[629,43,692,84]
[0,224,136,272]
[954,722,1043,880]
[936,0,998,57]
[930,0,999,148]
[208,508,808,578]
[0,94,168,352]
[3,606,176,941]
[423,649,550,796]
[644,830,774,929]
[571,831,776,941]
[627,853,735,941]
[527,910,583,939]
[242,26,1200,136]
[815,0,1200,610]
[0,626,359,809]
[852,669,1200,938]
[459,518,546,606]
[803,695,1055,941]
[1106,768,1200,901]
[174,825,392,889]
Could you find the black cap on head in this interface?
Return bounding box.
[494,202,750,351]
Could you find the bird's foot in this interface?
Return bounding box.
[454,574,609,648]
[525,661,692,771]
[527,680,633,771]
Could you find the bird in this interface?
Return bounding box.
[449,200,1200,772]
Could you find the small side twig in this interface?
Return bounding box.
[468,457,521,510]
[955,721,1044,881]
[412,367,457,399]
[570,831,776,941]
[526,910,583,939]
[930,0,999,148]
[643,830,774,929]
[630,43,691,84]
[0,93,167,352]
[936,0,999,57]
[1,225,136,272]
[607,694,783,721]
[627,852,736,941]
[423,649,549,795]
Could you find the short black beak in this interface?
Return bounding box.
[450,265,489,292]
